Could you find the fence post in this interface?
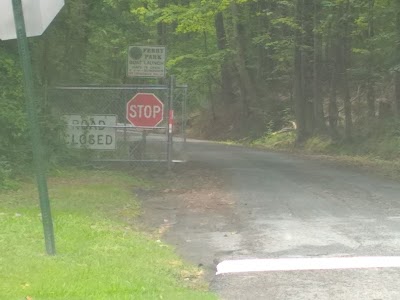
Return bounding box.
[183,85,188,144]
[141,130,147,160]
[167,76,175,170]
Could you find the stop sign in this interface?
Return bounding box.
[126,93,164,127]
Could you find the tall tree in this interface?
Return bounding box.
[313,0,326,133]
[230,1,256,117]
[366,0,376,119]
[294,0,307,141]
[328,28,339,139]
[341,0,353,141]
[294,0,315,142]
[157,0,167,45]
[395,2,400,116]
[215,12,235,104]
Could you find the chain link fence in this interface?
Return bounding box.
[47,84,187,166]
[171,84,188,161]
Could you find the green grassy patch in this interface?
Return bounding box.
[251,132,296,150]
[0,169,216,300]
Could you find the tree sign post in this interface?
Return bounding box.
[126,93,164,127]
[1,0,65,255]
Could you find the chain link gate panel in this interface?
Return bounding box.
[172,85,188,161]
[48,85,187,166]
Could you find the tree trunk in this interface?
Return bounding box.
[328,38,339,139]
[343,74,352,141]
[230,2,256,117]
[294,0,314,142]
[294,45,306,142]
[294,0,307,142]
[215,12,234,104]
[255,0,274,83]
[204,31,216,120]
[303,0,315,134]
[255,2,265,80]
[329,73,339,139]
[157,0,167,45]
[395,8,400,116]
[313,0,326,133]
[366,0,375,119]
[342,0,352,141]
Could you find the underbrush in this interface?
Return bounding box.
[0,157,20,190]
[248,123,400,180]
[251,120,400,161]
[252,132,296,150]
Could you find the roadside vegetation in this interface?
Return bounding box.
[248,119,400,180]
[253,125,400,160]
[0,169,216,300]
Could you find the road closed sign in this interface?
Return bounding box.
[63,115,116,150]
[127,45,166,78]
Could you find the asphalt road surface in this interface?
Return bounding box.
[176,140,400,300]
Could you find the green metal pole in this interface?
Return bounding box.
[183,85,188,144]
[12,0,56,255]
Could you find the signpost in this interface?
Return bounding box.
[3,0,65,255]
[126,93,164,127]
[64,115,117,150]
[127,45,166,78]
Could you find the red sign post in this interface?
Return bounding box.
[126,93,164,127]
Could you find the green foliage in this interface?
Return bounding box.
[304,136,334,154]
[252,131,296,149]
[251,117,400,162]
[0,49,26,146]
[0,157,19,190]
[0,46,30,181]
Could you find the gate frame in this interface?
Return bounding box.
[48,81,188,167]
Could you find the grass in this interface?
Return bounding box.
[251,132,296,150]
[0,169,216,300]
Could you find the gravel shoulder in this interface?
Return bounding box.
[136,162,238,280]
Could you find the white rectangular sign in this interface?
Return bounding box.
[63,115,116,150]
[127,45,166,78]
[0,0,64,40]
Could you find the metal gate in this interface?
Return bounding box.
[48,84,188,166]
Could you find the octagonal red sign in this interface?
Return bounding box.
[126,93,164,127]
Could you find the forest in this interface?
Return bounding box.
[1,0,400,184]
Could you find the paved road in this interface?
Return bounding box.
[177,140,400,299]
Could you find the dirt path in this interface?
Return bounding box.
[136,162,238,279]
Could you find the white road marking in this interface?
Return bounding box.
[216,256,400,275]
